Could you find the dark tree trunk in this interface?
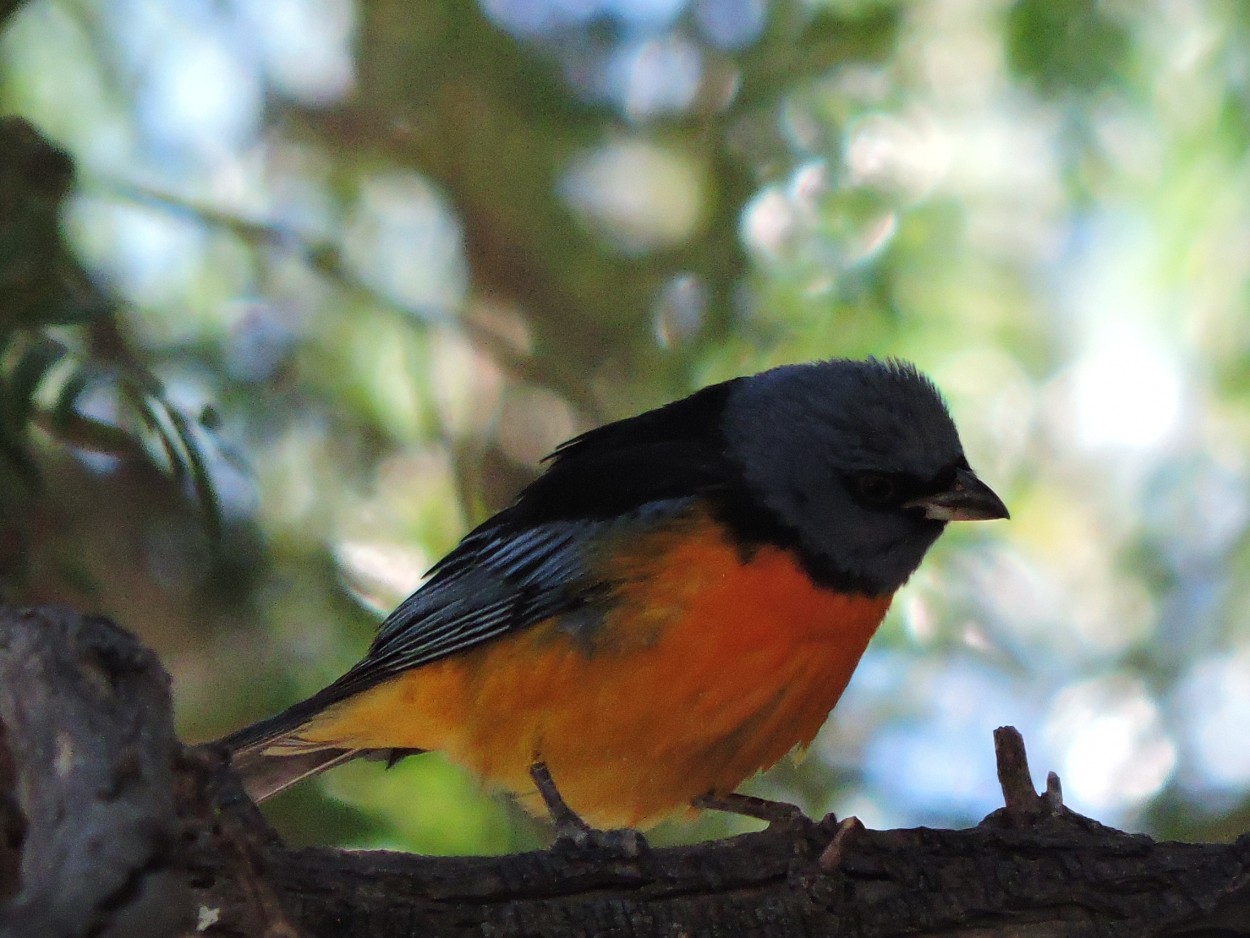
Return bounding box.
[0,604,1247,937]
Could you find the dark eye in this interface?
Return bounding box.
[851,472,899,506]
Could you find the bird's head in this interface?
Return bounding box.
[722,358,1008,595]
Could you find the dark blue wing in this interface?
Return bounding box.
[366,519,609,668]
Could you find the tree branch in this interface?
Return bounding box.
[0,606,188,937]
[1,604,1249,936]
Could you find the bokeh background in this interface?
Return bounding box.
[4,0,1250,854]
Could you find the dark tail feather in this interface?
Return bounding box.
[218,697,424,803]
[229,746,361,803]
[214,700,356,803]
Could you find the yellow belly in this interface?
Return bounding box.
[302,515,892,828]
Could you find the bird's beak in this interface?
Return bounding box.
[905,467,1009,522]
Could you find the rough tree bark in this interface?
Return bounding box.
[0,604,1247,937]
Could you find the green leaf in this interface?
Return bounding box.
[118,374,224,540]
[1007,0,1132,95]
[51,364,94,433]
[161,397,223,541]
[6,335,68,431]
[122,383,185,479]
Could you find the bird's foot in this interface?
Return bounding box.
[553,823,648,858]
[529,760,648,858]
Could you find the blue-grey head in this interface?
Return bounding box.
[722,358,1008,595]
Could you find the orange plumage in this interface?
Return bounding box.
[296,510,891,828]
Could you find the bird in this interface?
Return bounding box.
[220,358,1008,837]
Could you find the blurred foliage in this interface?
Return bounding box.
[4,0,1250,854]
[0,116,225,582]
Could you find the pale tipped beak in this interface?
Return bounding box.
[905,467,1009,522]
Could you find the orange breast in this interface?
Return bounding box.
[302,511,893,828]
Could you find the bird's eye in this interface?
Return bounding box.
[851,472,899,506]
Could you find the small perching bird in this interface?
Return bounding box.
[221,358,1008,836]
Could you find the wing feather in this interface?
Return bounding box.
[322,508,680,701]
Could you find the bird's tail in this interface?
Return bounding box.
[228,744,361,803]
[217,694,422,803]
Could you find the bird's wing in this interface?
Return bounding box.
[363,517,621,672]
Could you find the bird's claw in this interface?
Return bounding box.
[553,822,648,858]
